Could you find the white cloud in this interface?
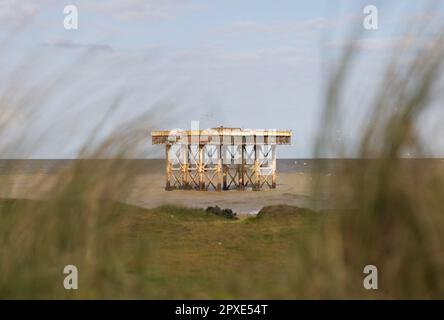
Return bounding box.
[214,18,337,36]
[327,35,434,52]
[0,0,40,24]
[43,39,114,53]
[89,0,191,21]
[0,0,61,26]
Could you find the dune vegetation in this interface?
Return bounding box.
[1,18,444,299]
[0,199,326,299]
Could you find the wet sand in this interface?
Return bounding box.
[0,171,329,215]
[126,171,328,214]
[0,159,332,214]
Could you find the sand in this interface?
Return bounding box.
[0,170,331,215]
[128,171,329,214]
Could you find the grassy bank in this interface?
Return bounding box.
[0,198,328,299]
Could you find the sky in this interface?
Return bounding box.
[0,0,443,158]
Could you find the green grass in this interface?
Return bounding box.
[0,198,324,299]
[124,203,327,299]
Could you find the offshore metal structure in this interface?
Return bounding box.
[151,127,291,191]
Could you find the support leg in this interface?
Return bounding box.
[198,144,205,190]
[271,144,276,188]
[239,144,245,190]
[182,144,189,189]
[217,145,222,191]
[165,144,172,191]
[253,143,260,191]
[223,165,228,190]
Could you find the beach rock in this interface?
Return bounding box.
[205,205,237,219]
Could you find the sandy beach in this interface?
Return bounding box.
[127,171,327,214]
[0,159,332,215]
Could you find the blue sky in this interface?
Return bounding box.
[0,0,443,158]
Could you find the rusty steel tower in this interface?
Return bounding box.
[152,127,291,191]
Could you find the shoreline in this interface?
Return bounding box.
[2,158,443,214]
